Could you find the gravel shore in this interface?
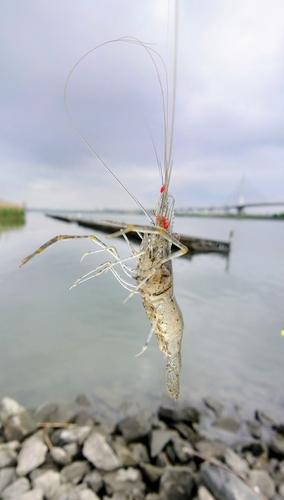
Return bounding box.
[0,395,284,500]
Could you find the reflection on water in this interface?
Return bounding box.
[0,211,283,419]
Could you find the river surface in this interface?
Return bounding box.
[0,211,283,419]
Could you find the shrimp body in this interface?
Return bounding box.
[134,190,185,399]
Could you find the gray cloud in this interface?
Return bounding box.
[1,0,284,210]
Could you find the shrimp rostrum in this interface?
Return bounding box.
[20,11,188,399]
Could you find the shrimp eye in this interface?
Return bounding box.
[160,185,166,193]
[156,215,170,230]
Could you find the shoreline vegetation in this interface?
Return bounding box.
[0,200,25,229]
[0,395,283,499]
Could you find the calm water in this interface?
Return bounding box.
[0,212,283,418]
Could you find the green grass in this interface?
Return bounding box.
[0,207,25,228]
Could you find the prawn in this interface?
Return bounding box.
[20,0,188,399]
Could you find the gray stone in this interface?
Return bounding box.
[204,397,224,417]
[83,431,120,471]
[60,460,90,485]
[158,405,200,424]
[0,398,37,442]
[75,412,94,427]
[195,439,228,459]
[129,443,150,464]
[212,416,241,434]
[63,442,79,458]
[246,421,262,439]
[159,465,194,499]
[2,477,30,499]
[140,463,164,483]
[0,398,25,423]
[150,430,175,458]
[255,410,276,427]
[51,446,72,466]
[75,394,91,407]
[248,470,275,499]
[112,442,137,467]
[279,483,284,497]
[270,435,284,457]
[224,448,249,474]
[172,434,192,463]
[198,485,216,500]
[199,463,260,500]
[171,422,198,444]
[0,444,17,468]
[118,411,153,442]
[59,426,92,445]
[0,467,16,493]
[47,483,74,500]
[19,489,44,500]
[32,470,60,499]
[103,467,145,496]
[83,470,103,493]
[16,431,48,476]
[145,495,160,500]
[35,402,75,423]
[77,488,100,500]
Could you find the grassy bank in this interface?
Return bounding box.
[0,204,25,228]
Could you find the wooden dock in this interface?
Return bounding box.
[46,214,230,255]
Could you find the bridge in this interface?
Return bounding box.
[185,201,284,215]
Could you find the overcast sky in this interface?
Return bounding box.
[1,0,284,210]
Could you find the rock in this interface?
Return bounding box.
[159,465,194,499]
[0,467,16,493]
[246,421,262,439]
[248,470,275,499]
[270,435,284,458]
[76,488,100,500]
[279,483,284,497]
[63,442,79,458]
[83,431,120,471]
[204,397,224,417]
[198,485,216,500]
[16,431,48,476]
[171,421,199,444]
[235,440,267,457]
[75,394,91,407]
[83,470,103,493]
[255,411,276,427]
[150,430,175,458]
[140,463,164,483]
[103,467,145,496]
[59,426,92,445]
[145,494,160,500]
[35,402,75,423]
[195,439,228,459]
[212,416,241,434]
[51,446,72,466]
[19,489,44,500]
[112,441,137,467]
[224,448,249,474]
[199,463,260,500]
[0,398,25,423]
[172,434,192,463]
[118,411,153,442]
[0,443,18,468]
[32,470,60,499]
[1,477,30,499]
[129,443,150,464]
[0,398,37,442]
[60,460,90,485]
[158,406,200,424]
[75,412,94,427]
[47,483,74,500]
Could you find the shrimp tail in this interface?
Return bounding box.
[165,352,181,400]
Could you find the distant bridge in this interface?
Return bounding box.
[185,201,284,214]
